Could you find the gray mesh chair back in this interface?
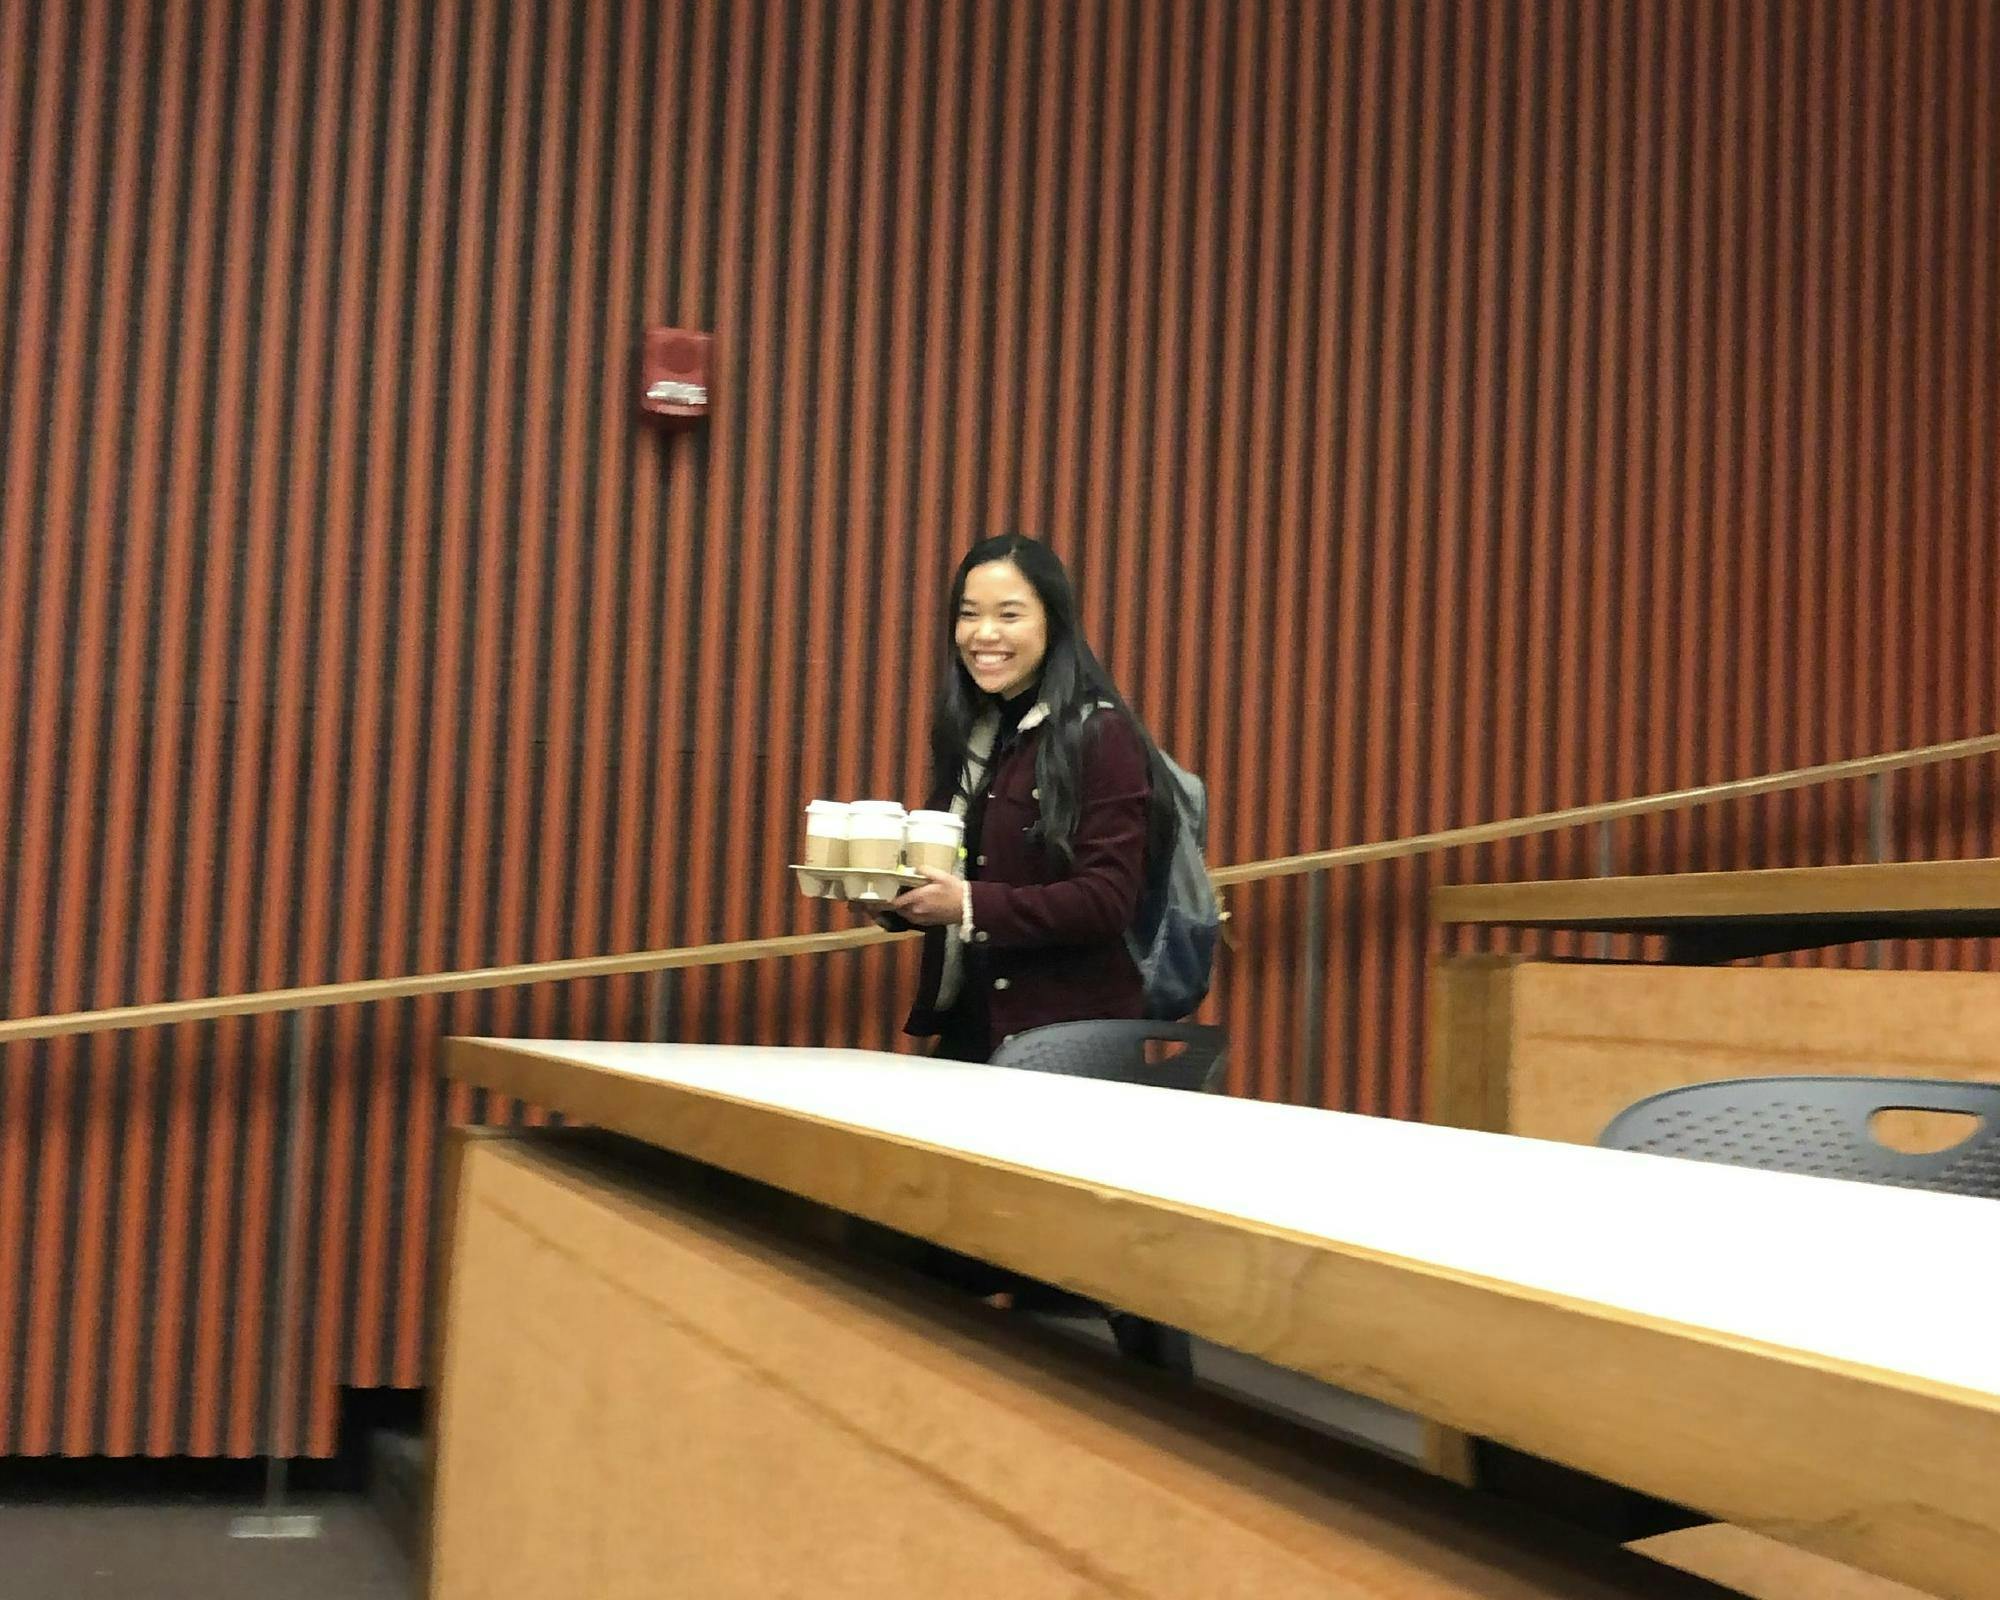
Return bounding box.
[987,1020,1227,1094]
[1600,1075,2000,1199]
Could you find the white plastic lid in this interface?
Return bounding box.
[847,800,907,816]
[906,809,963,831]
[805,799,851,814]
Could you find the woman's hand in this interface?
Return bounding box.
[890,867,969,928]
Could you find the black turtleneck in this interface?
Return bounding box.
[988,678,1039,754]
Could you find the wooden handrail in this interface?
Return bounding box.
[4,729,1996,1045]
[1209,729,2000,886]
[0,926,913,1045]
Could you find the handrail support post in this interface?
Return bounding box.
[1868,772,1893,968]
[1298,870,1329,1107]
[229,1008,322,1542]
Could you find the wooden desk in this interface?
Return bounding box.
[430,1130,1747,1599]
[1431,858,2000,962]
[444,1039,2000,1599]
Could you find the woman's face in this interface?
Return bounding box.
[955,559,1049,700]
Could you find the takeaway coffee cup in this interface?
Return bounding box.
[845,801,907,872]
[904,809,965,875]
[802,800,850,869]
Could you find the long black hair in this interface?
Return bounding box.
[928,534,1178,871]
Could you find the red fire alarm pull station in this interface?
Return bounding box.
[641,327,713,420]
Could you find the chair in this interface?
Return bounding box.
[987,1018,1228,1093]
[986,1020,1229,1376]
[1599,1075,2000,1199]
[1600,1075,2000,1597]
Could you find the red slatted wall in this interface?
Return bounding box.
[0,0,1994,1456]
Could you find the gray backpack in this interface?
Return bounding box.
[1126,752,1222,1020]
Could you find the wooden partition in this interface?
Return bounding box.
[428,1129,1748,1600]
[1428,958,2000,1147]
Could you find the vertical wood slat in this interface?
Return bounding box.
[0,0,1996,1456]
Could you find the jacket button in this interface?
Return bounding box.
[974,931,990,944]
[976,853,987,867]
[1031,787,1040,799]
[993,977,1011,991]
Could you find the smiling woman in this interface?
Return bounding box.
[872,536,1181,1065]
[956,558,1049,700]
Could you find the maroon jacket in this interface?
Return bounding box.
[905,708,1150,1047]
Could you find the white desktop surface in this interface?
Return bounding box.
[463,1039,2000,1402]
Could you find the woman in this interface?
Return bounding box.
[883,534,1178,1063]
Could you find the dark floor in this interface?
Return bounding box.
[0,1495,414,1600]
